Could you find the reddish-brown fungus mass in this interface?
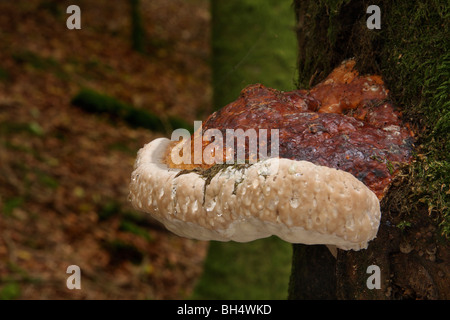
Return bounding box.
[165,60,414,199]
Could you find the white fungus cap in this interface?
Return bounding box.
[129,138,381,250]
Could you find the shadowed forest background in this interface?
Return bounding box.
[0,0,297,299]
[0,0,212,299]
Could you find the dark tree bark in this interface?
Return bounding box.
[288,244,336,300]
[289,0,450,300]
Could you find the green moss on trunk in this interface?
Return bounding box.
[71,88,192,133]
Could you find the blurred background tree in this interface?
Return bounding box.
[192,0,297,299]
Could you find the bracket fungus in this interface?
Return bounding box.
[129,59,414,251]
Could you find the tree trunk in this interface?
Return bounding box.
[288,244,337,299]
[289,0,449,300]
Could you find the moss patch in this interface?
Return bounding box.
[378,1,449,239]
[71,88,192,133]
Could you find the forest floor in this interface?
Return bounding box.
[0,0,212,299]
